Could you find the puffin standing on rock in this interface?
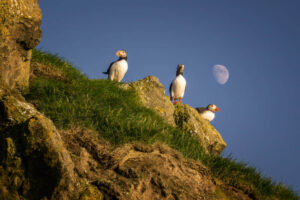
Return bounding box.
[169,64,186,104]
[103,50,128,82]
[196,104,220,122]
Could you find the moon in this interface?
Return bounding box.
[213,65,229,85]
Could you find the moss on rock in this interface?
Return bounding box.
[0,137,28,200]
[123,76,176,126]
[80,185,104,200]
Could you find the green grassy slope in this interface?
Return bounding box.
[25,49,298,200]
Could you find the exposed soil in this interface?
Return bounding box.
[30,62,66,82]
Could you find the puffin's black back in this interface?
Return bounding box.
[195,107,206,113]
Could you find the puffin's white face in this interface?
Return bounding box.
[208,104,219,112]
[116,50,127,58]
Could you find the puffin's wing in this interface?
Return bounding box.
[195,107,206,113]
[103,61,115,74]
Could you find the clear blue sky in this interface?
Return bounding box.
[38,0,300,193]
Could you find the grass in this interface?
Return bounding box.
[25,49,299,200]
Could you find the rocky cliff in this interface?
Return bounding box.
[0,0,42,91]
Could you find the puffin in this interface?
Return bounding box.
[103,50,128,82]
[196,104,220,122]
[169,64,186,104]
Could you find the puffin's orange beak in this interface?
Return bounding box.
[116,50,121,57]
[215,107,220,112]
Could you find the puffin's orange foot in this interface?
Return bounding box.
[172,97,176,105]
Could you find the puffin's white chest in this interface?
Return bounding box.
[109,60,128,82]
[199,110,215,122]
[171,75,186,99]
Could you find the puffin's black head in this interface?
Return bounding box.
[176,64,184,76]
[116,50,127,59]
[207,104,220,112]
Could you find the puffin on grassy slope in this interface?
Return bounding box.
[196,104,220,122]
[169,64,186,104]
[103,50,128,82]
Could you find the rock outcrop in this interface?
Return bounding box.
[0,0,42,91]
[124,76,176,126]
[125,76,226,155]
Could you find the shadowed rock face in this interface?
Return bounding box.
[0,0,42,91]
[0,88,83,200]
